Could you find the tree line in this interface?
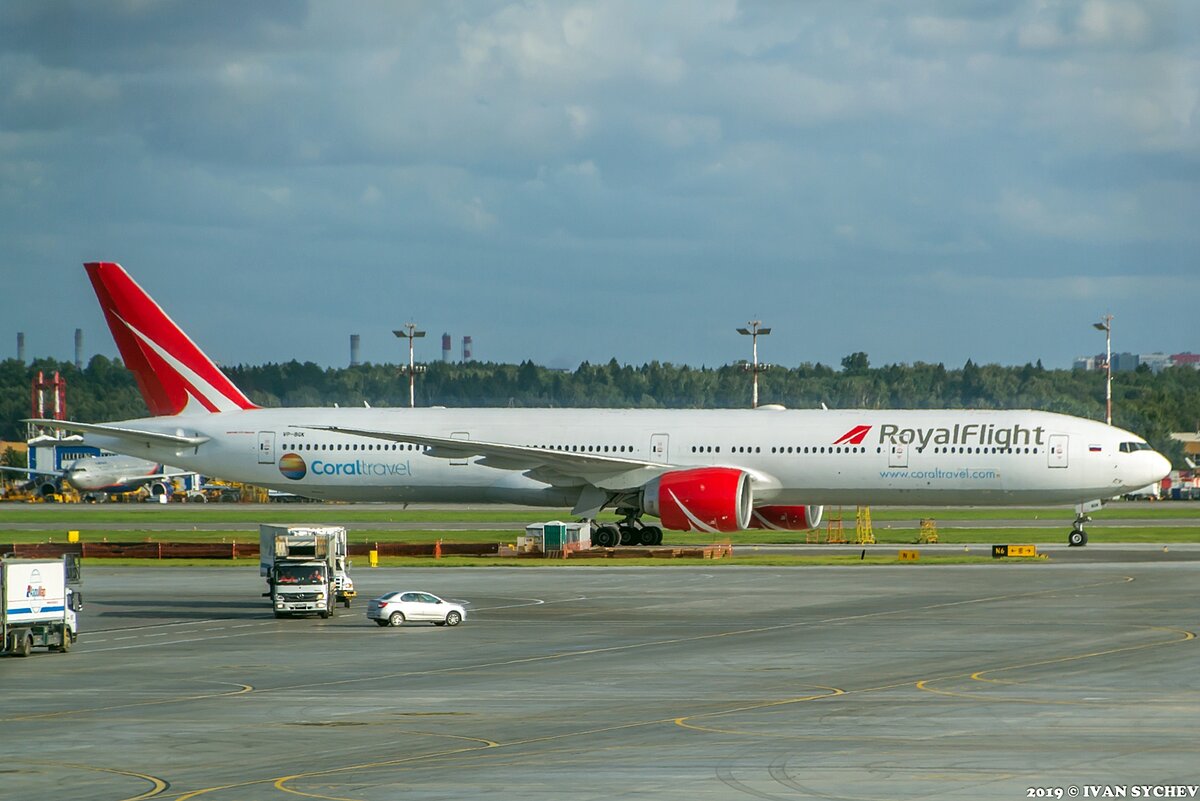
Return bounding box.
[2,353,1197,466]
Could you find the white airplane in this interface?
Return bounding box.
[0,454,183,500]
[30,262,1170,546]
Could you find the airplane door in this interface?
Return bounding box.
[888,442,908,468]
[1048,434,1068,468]
[450,432,470,466]
[650,434,669,464]
[257,432,275,464]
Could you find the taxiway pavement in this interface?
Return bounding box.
[1,563,1196,800]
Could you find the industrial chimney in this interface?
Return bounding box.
[442,333,452,363]
[350,334,361,367]
[74,328,83,370]
[462,335,473,362]
[17,332,25,363]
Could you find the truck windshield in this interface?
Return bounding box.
[274,565,326,585]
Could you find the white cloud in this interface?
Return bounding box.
[1,1,1196,368]
[921,269,1194,303]
[1077,0,1150,47]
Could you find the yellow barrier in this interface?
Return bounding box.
[898,549,919,561]
[368,550,379,567]
[68,530,80,543]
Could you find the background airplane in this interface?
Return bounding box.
[30,262,1171,545]
[0,454,187,501]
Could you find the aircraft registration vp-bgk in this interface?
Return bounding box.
[30,263,1170,547]
[0,454,185,501]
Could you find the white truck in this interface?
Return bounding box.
[2,556,81,657]
[259,525,355,619]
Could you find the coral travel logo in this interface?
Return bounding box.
[278,453,307,480]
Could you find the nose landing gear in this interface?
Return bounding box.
[1068,513,1090,547]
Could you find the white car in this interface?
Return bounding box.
[367,591,466,628]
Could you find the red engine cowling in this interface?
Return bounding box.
[747,505,825,531]
[642,467,752,532]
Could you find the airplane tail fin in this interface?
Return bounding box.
[85,262,259,416]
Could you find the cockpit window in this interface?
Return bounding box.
[1119,442,1152,453]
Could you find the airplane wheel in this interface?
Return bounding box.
[641,526,663,546]
[1068,529,1088,547]
[618,526,638,546]
[594,525,619,548]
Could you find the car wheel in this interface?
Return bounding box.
[374,619,389,627]
[388,611,405,627]
[445,610,462,627]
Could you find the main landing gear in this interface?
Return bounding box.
[592,511,663,548]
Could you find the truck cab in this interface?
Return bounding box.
[270,560,333,618]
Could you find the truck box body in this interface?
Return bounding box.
[259,524,355,618]
[2,557,79,656]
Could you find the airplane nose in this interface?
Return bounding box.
[1148,451,1171,484]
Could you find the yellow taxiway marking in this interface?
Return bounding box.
[917,625,1195,704]
[674,685,846,733]
[0,681,254,723]
[24,760,168,801]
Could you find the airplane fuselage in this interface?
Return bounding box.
[81,407,1166,508]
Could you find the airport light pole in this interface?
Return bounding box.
[393,323,426,408]
[736,321,771,409]
[1093,315,1113,426]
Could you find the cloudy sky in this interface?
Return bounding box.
[1,1,1197,372]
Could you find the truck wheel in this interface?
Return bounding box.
[16,633,32,657]
[58,626,72,653]
[319,610,331,619]
[389,611,405,627]
[274,611,286,619]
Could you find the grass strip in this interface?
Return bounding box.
[4,525,1199,547]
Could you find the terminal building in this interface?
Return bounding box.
[1074,351,1199,373]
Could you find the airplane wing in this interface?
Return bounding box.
[113,471,184,486]
[0,465,61,478]
[296,424,671,492]
[24,420,210,450]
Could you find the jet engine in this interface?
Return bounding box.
[642,467,752,532]
[747,505,825,531]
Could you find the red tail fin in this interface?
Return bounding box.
[85,262,258,416]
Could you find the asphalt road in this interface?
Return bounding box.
[2,561,1196,800]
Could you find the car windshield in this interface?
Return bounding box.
[275,565,326,585]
